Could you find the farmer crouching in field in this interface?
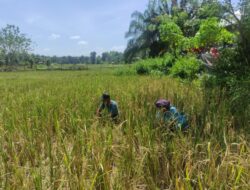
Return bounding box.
[96,93,119,121]
[155,99,188,131]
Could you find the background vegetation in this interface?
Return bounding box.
[0,25,124,71]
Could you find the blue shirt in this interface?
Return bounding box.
[99,100,119,118]
[156,106,188,129]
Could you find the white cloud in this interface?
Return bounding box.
[70,35,81,40]
[43,48,50,52]
[78,40,88,45]
[26,18,36,24]
[26,16,42,24]
[49,33,61,40]
[111,45,125,52]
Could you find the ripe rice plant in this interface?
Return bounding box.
[0,70,249,189]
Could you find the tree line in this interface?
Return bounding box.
[0,25,124,70]
[31,51,124,67]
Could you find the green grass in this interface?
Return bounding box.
[0,70,249,189]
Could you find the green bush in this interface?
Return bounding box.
[129,53,201,80]
[134,62,150,75]
[162,53,175,74]
[133,54,175,75]
[133,58,164,75]
[114,58,167,76]
[170,55,202,80]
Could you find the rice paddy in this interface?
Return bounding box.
[0,70,249,189]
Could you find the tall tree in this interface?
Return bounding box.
[171,0,178,14]
[90,51,97,64]
[0,25,32,67]
[124,0,170,62]
[0,49,4,67]
[96,56,102,64]
[101,52,109,62]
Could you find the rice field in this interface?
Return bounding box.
[0,70,249,189]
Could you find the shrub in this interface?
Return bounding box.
[133,54,175,75]
[170,55,202,80]
[133,57,165,75]
[162,53,175,74]
[134,62,150,75]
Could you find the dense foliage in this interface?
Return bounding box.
[170,55,202,80]
[124,0,230,62]
[125,0,249,79]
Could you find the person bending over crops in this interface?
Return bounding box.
[96,93,119,120]
[155,99,188,131]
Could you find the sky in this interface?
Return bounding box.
[0,0,148,56]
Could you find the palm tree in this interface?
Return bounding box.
[124,0,220,62]
[124,0,169,62]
